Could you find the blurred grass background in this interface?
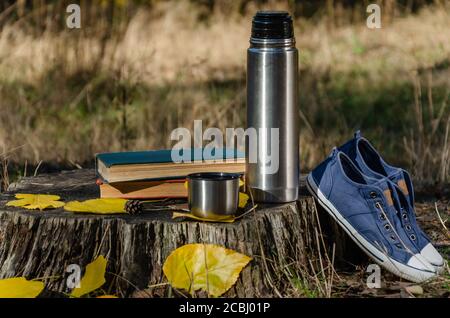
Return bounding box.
[0,0,449,190]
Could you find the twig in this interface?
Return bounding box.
[34,160,43,177]
[107,272,151,297]
[308,259,326,296]
[0,144,26,158]
[329,243,336,297]
[147,282,169,288]
[234,204,258,220]
[23,160,27,178]
[203,244,210,298]
[94,224,111,259]
[434,202,449,235]
[311,200,342,280]
[31,275,61,282]
[314,228,328,296]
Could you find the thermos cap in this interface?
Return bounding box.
[251,11,294,40]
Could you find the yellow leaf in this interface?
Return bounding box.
[70,256,107,297]
[238,192,249,208]
[6,193,65,210]
[163,244,251,297]
[65,199,126,214]
[0,277,44,298]
[172,212,235,223]
[96,295,118,298]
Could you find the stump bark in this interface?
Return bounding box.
[0,169,361,297]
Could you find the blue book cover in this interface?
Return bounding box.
[96,148,244,168]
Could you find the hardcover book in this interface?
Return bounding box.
[96,148,245,183]
[98,179,187,199]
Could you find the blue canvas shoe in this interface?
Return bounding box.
[339,131,445,273]
[307,149,436,283]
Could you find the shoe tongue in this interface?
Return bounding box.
[388,169,403,181]
[388,169,409,195]
[372,179,395,207]
[371,179,405,230]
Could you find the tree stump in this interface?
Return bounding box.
[0,169,361,297]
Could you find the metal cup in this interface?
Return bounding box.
[187,172,240,219]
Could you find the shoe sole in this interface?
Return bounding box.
[306,173,436,283]
[431,264,445,274]
[421,251,445,274]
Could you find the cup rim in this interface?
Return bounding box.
[187,172,241,181]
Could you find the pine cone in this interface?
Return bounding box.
[125,200,143,215]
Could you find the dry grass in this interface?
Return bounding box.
[403,73,450,183]
[2,2,449,85]
[0,1,448,185]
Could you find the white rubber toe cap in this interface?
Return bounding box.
[405,254,436,283]
[421,243,444,273]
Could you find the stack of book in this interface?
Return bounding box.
[95,148,245,199]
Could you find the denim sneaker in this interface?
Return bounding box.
[339,131,444,272]
[307,149,436,283]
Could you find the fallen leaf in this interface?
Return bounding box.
[70,256,107,297]
[0,277,44,298]
[238,192,249,208]
[6,193,65,210]
[405,285,423,295]
[96,295,118,298]
[65,198,127,214]
[172,212,235,223]
[163,244,251,297]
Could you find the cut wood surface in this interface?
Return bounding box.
[0,169,361,297]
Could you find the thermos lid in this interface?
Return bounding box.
[251,11,294,39]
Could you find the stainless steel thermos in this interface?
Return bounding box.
[246,11,299,203]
